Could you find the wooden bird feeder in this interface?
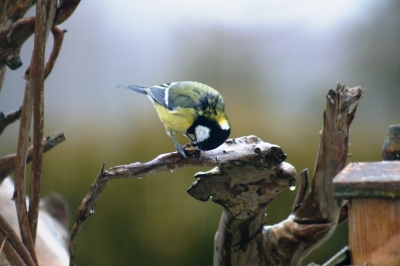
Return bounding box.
[333,125,400,265]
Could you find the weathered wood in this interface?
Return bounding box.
[195,162,297,266]
[333,161,400,198]
[349,198,400,265]
[190,84,363,266]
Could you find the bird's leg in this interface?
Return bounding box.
[167,131,187,158]
[184,133,198,146]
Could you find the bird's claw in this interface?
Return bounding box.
[176,145,187,159]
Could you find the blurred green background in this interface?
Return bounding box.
[1,0,400,265]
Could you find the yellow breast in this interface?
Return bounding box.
[154,103,196,134]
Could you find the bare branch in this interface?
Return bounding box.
[44,26,66,78]
[0,129,66,182]
[69,163,108,266]
[24,26,67,79]
[13,59,36,264]
[0,106,22,135]
[69,136,289,265]
[28,0,58,244]
[0,0,79,90]
[0,232,28,266]
[0,215,35,266]
[107,137,286,179]
[0,0,35,91]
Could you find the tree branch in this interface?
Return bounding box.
[260,84,364,266]
[0,0,34,92]
[107,137,286,179]
[69,163,108,266]
[0,106,22,135]
[0,215,35,266]
[0,129,66,183]
[28,0,58,245]
[13,54,36,264]
[0,0,79,91]
[69,135,291,265]
[24,25,67,79]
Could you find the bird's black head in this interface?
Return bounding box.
[187,117,230,151]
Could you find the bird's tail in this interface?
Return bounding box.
[119,84,148,95]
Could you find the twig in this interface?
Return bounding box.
[28,0,58,245]
[44,26,66,79]
[0,106,22,135]
[69,163,109,266]
[0,215,35,266]
[0,129,66,182]
[12,0,57,261]
[0,231,27,266]
[13,56,36,264]
[0,0,79,86]
[24,26,67,79]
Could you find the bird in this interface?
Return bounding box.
[121,81,230,158]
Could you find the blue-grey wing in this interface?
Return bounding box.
[146,82,202,111]
[145,83,171,109]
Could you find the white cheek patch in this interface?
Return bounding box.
[195,125,211,143]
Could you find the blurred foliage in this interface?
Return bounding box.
[1,1,400,265]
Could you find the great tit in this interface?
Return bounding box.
[122,81,230,158]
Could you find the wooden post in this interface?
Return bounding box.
[333,125,400,265]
